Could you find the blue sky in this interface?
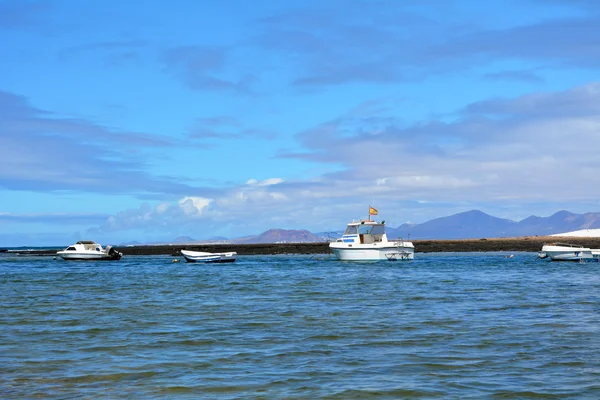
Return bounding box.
[2,0,600,246]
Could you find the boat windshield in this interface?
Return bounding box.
[358,224,385,235]
[344,225,358,235]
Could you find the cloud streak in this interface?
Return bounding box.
[161,45,256,93]
[57,82,600,241]
[0,90,197,195]
[252,1,600,88]
[0,212,109,225]
[189,116,277,140]
[58,39,149,67]
[277,82,600,206]
[0,0,51,30]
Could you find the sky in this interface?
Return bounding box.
[2,0,600,246]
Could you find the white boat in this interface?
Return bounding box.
[538,243,600,261]
[329,210,414,261]
[57,241,122,261]
[181,250,237,263]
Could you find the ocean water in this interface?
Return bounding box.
[1,252,599,399]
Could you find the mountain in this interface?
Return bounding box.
[172,236,196,243]
[388,210,516,239]
[158,210,600,245]
[515,211,600,236]
[234,229,324,244]
[388,210,600,239]
[313,230,344,241]
[202,236,229,243]
[119,240,142,246]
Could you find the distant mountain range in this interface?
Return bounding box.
[139,210,600,245]
[232,229,322,244]
[387,210,600,240]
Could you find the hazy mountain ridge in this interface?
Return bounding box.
[150,210,600,245]
[388,210,600,239]
[388,210,517,240]
[232,229,323,244]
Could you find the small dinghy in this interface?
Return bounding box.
[180,250,237,263]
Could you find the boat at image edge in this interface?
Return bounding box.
[181,250,237,263]
[329,210,414,261]
[57,241,122,261]
[537,242,600,262]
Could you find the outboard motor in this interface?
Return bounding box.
[105,245,123,260]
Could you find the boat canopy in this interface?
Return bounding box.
[547,242,585,248]
[344,225,358,235]
[344,223,385,235]
[74,241,102,251]
[359,224,385,235]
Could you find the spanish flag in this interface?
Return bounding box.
[369,206,378,215]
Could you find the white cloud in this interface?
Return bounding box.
[246,178,284,186]
[178,197,211,216]
[21,83,600,243]
[155,203,170,214]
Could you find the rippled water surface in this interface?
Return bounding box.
[1,252,600,399]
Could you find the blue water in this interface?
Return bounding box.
[1,253,599,399]
[1,246,62,251]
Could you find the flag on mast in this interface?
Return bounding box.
[369,206,378,216]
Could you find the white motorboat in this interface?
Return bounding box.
[329,208,414,261]
[538,243,600,261]
[57,241,122,261]
[181,250,237,263]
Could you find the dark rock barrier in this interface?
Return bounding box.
[414,237,600,253]
[11,236,600,256]
[117,237,600,255]
[119,243,329,256]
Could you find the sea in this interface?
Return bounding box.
[1,252,599,399]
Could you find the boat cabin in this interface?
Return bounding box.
[545,242,585,248]
[340,220,387,244]
[64,241,103,252]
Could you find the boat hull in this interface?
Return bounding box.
[183,256,236,263]
[56,241,122,261]
[57,252,121,261]
[541,244,598,261]
[329,244,414,261]
[545,251,594,261]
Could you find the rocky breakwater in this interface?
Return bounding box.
[414,236,600,253]
[108,237,600,255]
[118,243,329,256]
